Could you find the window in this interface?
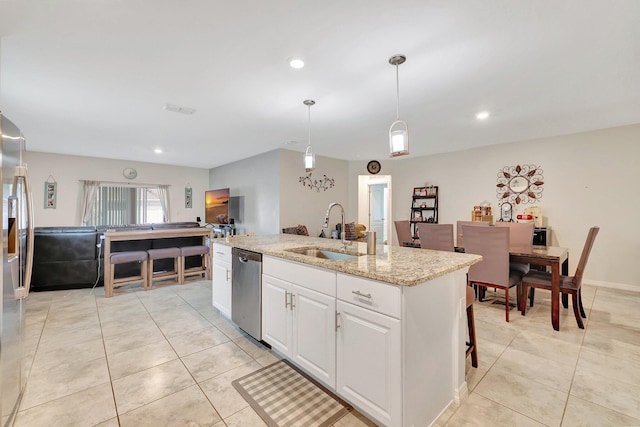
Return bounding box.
[88,185,166,226]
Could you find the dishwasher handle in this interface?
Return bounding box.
[233,248,262,263]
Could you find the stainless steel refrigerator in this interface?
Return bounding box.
[0,112,34,426]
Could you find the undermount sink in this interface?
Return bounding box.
[284,247,359,260]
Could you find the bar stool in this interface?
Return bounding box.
[466,285,478,368]
[107,251,148,297]
[180,245,211,284]
[147,247,181,289]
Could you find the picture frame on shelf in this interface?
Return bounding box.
[413,211,422,220]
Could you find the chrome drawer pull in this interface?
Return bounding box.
[284,291,290,308]
[352,290,372,299]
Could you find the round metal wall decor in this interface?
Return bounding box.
[496,164,544,205]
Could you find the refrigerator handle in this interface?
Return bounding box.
[14,165,35,298]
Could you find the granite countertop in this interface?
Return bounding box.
[215,234,481,287]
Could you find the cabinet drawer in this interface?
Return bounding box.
[264,256,336,297]
[337,273,401,319]
[213,243,232,263]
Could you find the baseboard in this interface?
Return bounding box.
[454,380,468,404]
[584,279,640,293]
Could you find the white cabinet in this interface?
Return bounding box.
[261,275,293,355]
[212,244,232,318]
[336,300,401,427]
[262,256,336,388]
[291,284,336,387]
[260,255,469,427]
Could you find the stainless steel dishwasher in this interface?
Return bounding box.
[231,247,262,341]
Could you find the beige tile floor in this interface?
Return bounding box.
[16,279,375,427]
[16,279,640,426]
[436,284,640,427]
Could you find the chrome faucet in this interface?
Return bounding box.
[323,202,351,250]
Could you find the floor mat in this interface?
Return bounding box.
[232,359,350,427]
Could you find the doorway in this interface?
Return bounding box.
[357,175,392,245]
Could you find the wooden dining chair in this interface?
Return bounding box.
[463,225,524,322]
[520,226,600,329]
[417,223,454,252]
[394,220,413,247]
[456,220,489,250]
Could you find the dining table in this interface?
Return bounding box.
[449,244,569,330]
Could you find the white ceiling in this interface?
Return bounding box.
[1,0,639,169]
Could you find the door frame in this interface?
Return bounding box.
[357,175,392,245]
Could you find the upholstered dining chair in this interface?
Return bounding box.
[520,226,600,329]
[456,220,489,250]
[394,220,413,247]
[495,222,534,273]
[463,225,524,322]
[417,223,454,252]
[495,222,535,305]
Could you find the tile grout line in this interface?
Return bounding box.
[96,291,123,426]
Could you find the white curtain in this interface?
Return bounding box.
[157,184,171,222]
[79,180,100,225]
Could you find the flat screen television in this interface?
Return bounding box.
[205,188,230,224]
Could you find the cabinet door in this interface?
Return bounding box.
[292,284,336,389]
[212,260,231,318]
[336,300,401,427]
[261,275,292,356]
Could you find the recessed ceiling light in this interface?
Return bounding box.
[476,111,490,120]
[288,57,305,69]
[154,148,163,154]
[285,140,298,145]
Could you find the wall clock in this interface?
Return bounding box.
[123,167,137,180]
[500,202,513,222]
[367,160,381,174]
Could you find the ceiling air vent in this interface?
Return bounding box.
[163,104,196,115]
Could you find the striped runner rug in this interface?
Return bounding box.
[232,360,351,427]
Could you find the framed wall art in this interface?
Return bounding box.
[185,185,192,208]
[44,175,57,209]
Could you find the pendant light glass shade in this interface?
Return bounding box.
[389,120,409,157]
[389,55,409,157]
[303,99,316,172]
[304,145,315,171]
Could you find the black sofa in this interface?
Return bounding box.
[31,222,205,291]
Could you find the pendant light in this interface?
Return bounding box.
[389,54,409,157]
[303,99,316,172]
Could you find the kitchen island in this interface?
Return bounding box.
[215,234,481,427]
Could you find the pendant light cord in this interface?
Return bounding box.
[395,64,400,120]
[308,104,312,147]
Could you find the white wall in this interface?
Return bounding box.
[347,124,640,288]
[208,149,349,237]
[24,151,209,227]
[279,149,349,237]
[209,149,281,235]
